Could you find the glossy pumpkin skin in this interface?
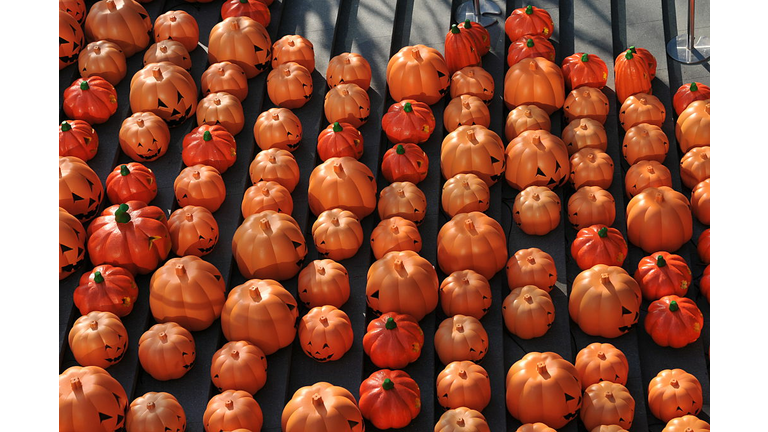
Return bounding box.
[242,180,294,216]
[680,146,710,190]
[73,265,138,317]
[505,351,582,429]
[645,295,703,348]
[60,207,87,280]
[298,259,350,309]
[502,285,555,339]
[580,381,635,431]
[450,66,494,104]
[562,118,608,156]
[208,16,272,78]
[624,160,672,198]
[249,148,301,191]
[437,360,491,411]
[691,178,710,225]
[458,19,490,56]
[512,186,561,236]
[299,305,354,362]
[231,211,307,281]
[443,94,491,132]
[363,312,424,369]
[126,392,186,432]
[507,35,556,67]
[673,82,711,115]
[699,265,710,302]
[201,61,249,102]
[504,5,555,41]
[567,186,616,230]
[154,10,200,53]
[197,91,245,136]
[60,0,86,25]
[441,173,490,217]
[504,104,551,142]
[359,369,421,430]
[561,52,608,89]
[439,270,492,320]
[444,24,482,74]
[381,143,429,184]
[267,62,314,109]
[387,44,450,105]
[575,342,629,390]
[435,407,490,432]
[68,310,128,368]
[569,148,614,190]
[203,390,263,432]
[317,122,364,161]
[564,86,610,124]
[105,163,157,205]
[60,120,99,161]
[569,265,642,338]
[378,181,427,225]
[504,130,570,191]
[307,157,377,219]
[503,57,565,115]
[626,186,693,254]
[59,365,129,432]
[253,108,302,152]
[210,340,267,395]
[138,322,196,381]
[506,247,557,292]
[634,252,692,300]
[272,34,315,71]
[174,164,227,212]
[441,125,506,186]
[366,250,439,321]
[63,76,118,125]
[622,46,657,79]
[324,83,371,128]
[437,212,508,280]
[78,40,127,86]
[312,208,364,261]
[221,0,271,27]
[281,382,365,432]
[84,0,152,58]
[622,123,669,164]
[143,41,192,70]
[647,369,703,422]
[619,93,666,131]
[434,315,489,364]
[570,223,626,269]
[118,112,171,162]
[614,50,652,103]
[697,229,710,263]
[370,216,422,259]
[516,424,557,432]
[59,156,105,223]
[129,62,198,127]
[327,52,372,90]
[662,415,710,432]
[182,124,238,174]
[590,427,629,432]
[167,205,219,256]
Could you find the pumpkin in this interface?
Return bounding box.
[700,265,710,302]
[512,185,561,236]
[307,156,377,219]
[613,49,652,103]
[182,124,238,174]
[363,311,424,369]
[673,82,711,115]
[504,5,554,40]
[505,351,582,429]
[220,278,298,355]
[564,86,610,124]
[580,381,635,431]
[516,424,556,432]
[68,310,128,368]
[138,322,196,381]
[267,62,314,109]
[457,19,490,56]
[506,247,557,292]
[118,111,171,162]
[203,390,263,432]
[366,250,439,321]
[84,0,151,58]
[126,392,186,432]
[359,369,421,429]
[272,34,315,71]
[324,83,371,128]
[249,148,301,192]
[662,415,711,432]
[436,360,491,411]
[378,181,427,225]
[567,186,616,230]
[143,41,192,70]
[437,211,508,280]
[569,264,641,338]
[504,129,569,190]
[78,40,126,86]
[242,181,294,216]
[60,120,99,161]
[626,186,693,253]
[327,52,372,90]
[697,229,710,263]
[507,35,556,67]
[299,305,354,362]
[210,340,267,394]
[439,270,491,320]
[153,10,199,53]
[441,125,506,186]
[571,225,627,270]
[381,99,436,144]
[443,94,490,132]
[129,62,198,127]
[569,148,614,190]
[381,143,429,184]
[167,205,219,257]
[370,216,422,259]
[59,156,104,222]
[562,118,608,156]
[387,44,450,105]
[450,66,494,104]
[174,164,227,212]
[441,173,490,217]
[60,207,87,280]
[645,295,703,348]
[504,104,551,142]
[634,252,691,300]
[208,16,272,78]
[149,255,226,331]
[221,0,271,28]
[317,122,363,161]
[680,146,710,189]
[622,123,669,164]
[623,46,657,79]
[435,407,490,432]
[590,427,629,432]
[647,369,703,422]
[201,61,249,102]
[502,285,555,339]
[312,208,364,261]
[504,57,565,115]
[73,265,138,317]
[63,76,118,125]
[434,314,488,364]
[231,211,307,281]
[444,24,481,74]
[691,178,710,225]
[281,382,365,432]
[297,259,350,308]
[60,0,86,25]
[624,160,672,198]
[253,108,302,152]
[105,163,157,205]
[561,52,608,89]
[575,342,629,390]
[59,365,128,432]
[619,93,666,131]
[196,92,245,136]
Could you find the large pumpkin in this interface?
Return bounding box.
[73,264,138,317]
[174,164,227,212]
[77,40,126,86]
[644,295,704,348]
[634,252,692,300]
[676,100,710,153]
[63,76,118,125]
[126,392,186,432]
[363,312,424,369]
[281,382,364,432]
[242,181,294,216]
[437,212,507,280]
[366,250,439,321]
[312,208,364,261]
[647,369,703,422]
[59,365,128,432]
[153,10,199,53]
[441,125,506,186]
[130,62,198,127]
[370,216,422,259]
[298,305,354,362]
[512,185,561,236]
[105,163,156,205]
[253,108,302,152]
[324,83,371,128]
[182,124,237,174]
[567,186,616,230]
[59,156,104,223]
[307,157,377,219]
[167,205,219,257]
[571,224,628,270]
[359,369,421,429]
[201,61,249,102]
[580,381,635,431]
[118,111,171,161]
[60,207,86,280]
[569,264,642,338]
[267,62,314,109]
[502,285,555,339]
[387,44,450,105]
[626,186,693,253]
[208,16,272,78]
[327,52,372,90]
[138,322,196,381]
[441,173,490,217]
[504,104,551,142]
[439,269,492,320]
[503,57,564,115]
[575,342,629,390]
[84,0,152,58]
[68,310,128,368]
[506,247,557,292]
[203,390,263,432]
[210,340,267,395]
[297,259,350,309]
[436,360,491,411]
[504,129,569,190]
[232,211,307,281]
[434,314,488,364]
[378,181,427,225]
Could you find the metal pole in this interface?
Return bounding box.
[473,0,481,17]
[687,0,695,50]
[666,0,709,64]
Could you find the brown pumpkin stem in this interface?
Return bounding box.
[93,271,104,283]
[152,67,164,82]
[646,165,656,174]
[597,351,606,360]
[385,317,397,330]
[316,264,326,276]
[581,52,589,62]
[382,378,395,390]
[344,56,352,65]
[93,45,102,55]
[89,320,99,331]
[523,294,533,304]
[458,369,468,379]
[450,24,460,34]
[287,39,296,47]
[169,15,178,23]
[586,152,596,162]
[249,285,262,302]
[705,103,710,114]
[146,401,156,411]
[397,188,406,197]
[192,170,201,180]
[582,89,591,98]
[61,121,72,132]
[260,186,271,197]
[331,216,340,227]
[526,38,534,48]
[527,256,536,265]
[120,165,130,176]
[259,218,271,232]
[230,350,240,360]
[536,362,548,376]
[579,121,589,130]
[462,100,471,110]
[283,67,292,77]
[175,264,186,277]
[231,19,240,31]
[185,212,194,222]
[106,0,116,12]
[136,118,145,128]
[70,377,83,392]
[524,109,532,118]
[700,152,709,161]
[605,391,614,401]
[225,400,234,410]
[319,316,329,327]
[158,332,168,343]
[390,223,400,234]
[466,129,478,144]
[455,323,464,333]
[332,122,343,132]
[531,192,540,201]
[639,97,647,105]
[341,88,350,97]
[461,179,470,188]
[528,60,538,70]
[411,47,422,61]
[464,218,476,233]
[656,255,667,267]
[114,204,131,223]
[669,300,679,312]
[79,81,90,91]
[393,259,406,274]
[396,144,405,155]
[203,130,213,141]
[600,273,611,284]
[333,162,345,177]
[670,378,679,388]
[213,97,222,106]
[597,226,608,237]
[159,44,168,54]
[456,417,466,427]
[531,133,543,148]
[588,193,596,202]
[312,393,324,407]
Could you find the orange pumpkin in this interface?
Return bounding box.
[153,10,199,53]
[562,118,607,156]
[387,44,450,105]
[676,100,710,153]
[281,382,365,432]
[143,41,192,70]
[220,278,298,355]
[569,148,614,190]
[63,76,118,125]
[105,163,157,204]
[622,123,669,164]
[590,426,629,432]
[516,424,556,432]
[619,93,666,131]
[691,178,710,225]
[575,342,629,390]
[60,208,86,280]
[506,247,557,292]
[437,212,507,280]
[324,83,371,128]
[327,52,372,90]
[174,164,227,212]
[201,61,249,102]
[441,173,490,217]
[502,285,555,339]
[450,66,494,104]
[580,381,635,431]
[308,156,377,219]
[647,369,703,422]
[561,52,609,89]
[624,160,673,198]
[680,146,710,190]
[312,208,364,261]
[435,407,490,432]
[249,148,301,192]
[568,186,616,230]
[253,108,303,152]
[626,186,693,253]
[634,252,692,300]
[613,49,652,103]
[503,57,564,115]
[167,205,219,257]
[68,310,128,368]
[182,124,237,174]
[436,360,491,411]
[504,5,554,40]
[208,16,272,78]
[504,130,569,190]
[138,322,196,381]
[196,92,245,136]
[241,181,294,216]
[210,340,268,395]
[381,143,429,184]
[697,229,710,263]
[434,314,488,364]
[77,40,126,86]
[272,34,315,72]
[370,216,422,260]
[130,62,198,127]
[60,120,99,161]
[60,0,86,25]
[203,390,263,432]
[231,211,307,281]
[444,24,481,74]
[504,104,551,142]
[126,392,186,432]
[267,62,314,109]
[512,185,561,236]
[571,224,628,270]
[381,99,436,144]
[59,365,128,432]
[507,35,556,67]
[443,95,490,132]
[564,86,610,124]
[299,305,354,362]
[569,264,642,338]
[366,250,439,321]
[378,181,427,225]
[439,270,491,320]
[317,122,364,161]
[84,0,152,58]
[673,82,711,115]
[297,259,350,309]
[441,125,506,186]
[59,156,104,223]
[118,111,171,162]
[662,415,710,432]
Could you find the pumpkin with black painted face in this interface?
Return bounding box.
[60,0,86,25]
[434,315,489,365]
[138,322,196,381]
[119,112,171,162]
[84,0,152,58]
[232,211,308,281]
[297,259,350,309]
[208,16,272,78]
[327,52,372,90]
[299,305,354,362]
[436,360,491,411]
[502,285,555,339]
[60,10,84,69]
[68,310,129,368]
[59,156,104,223]
[153,10,199,53]
[78,40,127,86]
[569,264,642,338]
[312,208,364,261]
[647,369,702,422]
[324,83,371,128]
[60,207,86,280]
[59,365,128,432]
[370,216,422,260]
[126,392,187,432]
[130,62,198,127]
[253,108,303,152]
[167,205,219,257]
[267,62,314,109]
[504,129,569,191]
[272,34,315,72]
[174,164,227,213]
[437,212,507,280]
[387,44,450,105]
[249,148,301,192]
[196,91,245,136]
[441,125,506,186]
[201,61,248,102]
[281,382,364,432]
[366,250,439,321]
[242,181,294,217]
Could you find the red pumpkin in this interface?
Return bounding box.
[129,62,198,127]
[613,49,652,103]
[458,19,490,56]
[299,305,354,362]
[697,229,710,263]
[317,122,364,161]
[507,35,556,67]
[221,0,271,28]
[253,108,303,152]
[203,390,263,432]
[63,76,118,125]
[575,342,629,390]
[208,16,272,78]
[436,360,491,411]
[378,181,427,225]
[444,24,481,74]
[359,369,421,430]
[503,57,565,115]
[645,295,704,348]
[74,265,138,317]
[59,365,128,432]
[370,216,422,259]
[182,125,237,174]
[105,163,157,204]
[84,0,152,58]
[571,225,628,270]
[437,212,508,280]
[434,315,488,364]
[327,52,372,90]
[387,44,450,105]
[68,310,128,368]
[381,143,429,184]
[167,205,220,257]
[60,207,87,280]
[363,312,424,369]
[569,265,642,338]
[281,382,364,432]
[231,211,307,281]
[119,112,171,162]
[210,340,267,394]
[241,181,294,216]
[59,156,104,222]
[634,252,692,300]
[673,82,711,115]
[138,322,196,381]
[439,269,492,320]
[126,392,187,432]
[504,5,555,41]
[366,250,439,321]
[60,120,99,161]
[297,259,350,309]
[506,247,557,292]
[624,46,657,79]
[647,369,702,422]
[154,10,200,53]
[324,83,370,128]
[174,164,227,212]
[626,186,693,253]
[502,285,555,339]
[561,52,608,89]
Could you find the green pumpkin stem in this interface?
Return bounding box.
[403,102,413,113]
[581,53,589,62]
[120,165,130,176]
[79,81,90,91]
[450,24,460,34]
[625,51,634,60]
[396,144,405,155]
[463,19,472,29]
[385,317,397,330]
[669,300,679,312]
[689,82,698,92]
[332,122,343,132]
[656,255,667,267]
[628,45,637,53]
[114,203,131,223]
[597,226,608,238]
[203,130,212,141]
[60,121,72,132]
[525,5,533,14]
[93,271,104,283]
[526,38,534,48]
[382,378,395,390]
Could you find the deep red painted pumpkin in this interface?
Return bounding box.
[507,35,556,67]
[571,225,628,270]
[614,49,652,103]
[634,252,692,300]
[645,295,703,348]
[359,369,421,430]
[561,52,608,89]
[363,312,424,369]
[504,5,554,41]
[381,143,429,184]
[182,124,237,174]
[105,163,157,205]
[444,24,481,74]
[317,122,364,161]
[60,120,99,161]
[458,19,490,56]
[673,82,711,115]
[63,76,118,125]
[381,99,436,144]
[74,264,138,318]
[221,0,271,28]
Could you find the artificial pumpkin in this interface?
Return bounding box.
[231,211,307,281]
[502,285,555,339]
[443,94,490,132]
[182,124,238,174]
[312,208,364,261]
[138,322,196,381]
[249,148,301,192]
[381,143,429,184]
[381,99,436,144]
[437,211,508,280]
[634,252,692,300]
[370,216,422,259]
[505,351,582,429]
[60,120,99,161]
[59,156,104,222]
[73,265,138,317]
[700,265,710,302]
[126,392,186,432]
[297,259,350,309]
[450,66,494,104]
[680,146,710,190]
[691,178,710,225]
[118,111,171,162]
[272,34,315,71]
[196,91,245,136]
[267,61,314,109]
[663,415,710,432]
[174,164,227,212]
[626,186,693,253]
[299,305,354,362]
[619,93,666,131]
[458,19,490,56]
[436,360,491,411]
[439,270,491,320]
[153,10,199,53]
[129,62,198,127]
[569,264,642,338]
[201,61,249,102]
[366,250,439,321]
[221,0,270,27]
[105,163,157,204]
[307,156,377,219]
[507,35,556,67]
[363,312,424,369]
[167,205,219,257]
[434,314,488,364]
[624,160,673,198]
[645,295,704,348]
[613,49,652,103]
[622,123,669,164]
[435,407,490,432]
[317,122,364,161]
[59,365,128,432]
[506,247,557,292]
[359,369,421,430]
[698,229,710,263]
[378,181,427,225]
[673,82,711,115]
[210,340,267,394]
[68,310,128,368]
[143,41,192,70]
[561,52,608,89]
[590,427,629,432]
[569,148,614,190]
[441,173,490,217]
[327,52,372,90]
[77,40,126,86]
[324,83,371,128]
[281,382,364,432]
[562,118,608,156]
[253,108,302,152]
[504,104,551,142]
[60,207,86,280]
[60,0,86,25]
[564,86,610,124]
[623,46,657,79]
[208,16,272,78]
[571,225,628,270]
[504,5,554,40]
[647,369,703,422]
[84,0,151,58]
[575,342,629,390]
[504,57,565,115]
[504,129,569,190]
[580,381,635,431]
[441,125,506,186]
[512,185,561,236]
[387,44,450,105]
[444,24,481,74]
[516,424,556,432]
[203,390,263,432]
[567,186,616,230]
[242,181,294,216]
[63,76,118,125]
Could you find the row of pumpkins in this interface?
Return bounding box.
[58,1,710,432]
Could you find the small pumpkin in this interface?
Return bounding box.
[561,52,608,89]
[118,111,171,162]
[210,340,267,394]
[59,365,128,432]
[564,86,610,124]
[444,24,481,74]
[203,390,263,432]
[680,146,710,190]
[443,94,491,132]
[77,40,126,86]
[700,265,710,302]
[567,186,616,230]
[138,322,196,381]
[580,381,635,431]
[297,259,349,309]
[312,208,364,261]
[504,129,569,190]
[503,57,565,115]
[126,392,186,432]
[387,44,450,105]
[60,0,86,25]
[504,5,554,41]
[647,369,703,422]
[382,99,436,144]
[208,16,272,78]
[506,247,557,292]
[434,314,488,364]
[571,225,628,270]
[231,211,307,281]
[575,342,629,390]
[613,49,652,103]
[569,264,642,338]
[634,252,692,300]
[441,173,490,217]
[366,250,439,321]
[73,265,138,317]
[221,0,270,27]
[281,382,364,432]
[363,312,424,369]
[129,62,198,127]
[359,369,421,429]
[59,120,99,161]
[182,124,238,174]
[436,360,491,411]
[59,156,104,222]
[324,83,371,128]
[502,285,555,339]
[84,0,151,58]
[317,122,364,161]
[246,142,301,189]
[673,82,711,115]
[619,93,666,131]
[435,407,490,432]
[439,270,491,320]
[381,143,429,184]
[644,295,704,348]
[327,52,372,90]
[504,104,551,142]
[267,61,314,109]
[153,10,200,53]
[626,186,693,253]
[622,123,669,165]
[167,205,220,257]
[272,34,315,72]
[299,305,354,362]
[201,61,249,102]
[697,229,710,263]
[562,118,608,156]
[662,415,711,432]
[68,310,128,368]
[196,92,245,136]
[105,163,157,204]
[624,160,673,198]
[307,157,377,219]
[691,178,710,225]
[143,41,192,70]
[512,185,561,236]
[253,108,303,152]
[241,181,294,216]
[450,66,494,104]
[437,212,508,280]
[370,216,422,259]
[174,164,227,213]
[569,148,614,190]
[507,35,556,67]
[442,125,506,186]
[63,76,118,125]
[378,181,427,225]
[60,207,87,280]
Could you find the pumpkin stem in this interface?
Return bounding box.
[646,165,655,174]
[393,259,406,274]
[152,67,163,82]
[344,56,352,65]
[93,271,104,283]
[396,144,405,155]
[231,19,240,31]
[523,109,532,118]
[312,393,324,407]
[70,377,83,392]
[332,162,345,177]
[582,89,591,98]
[169,15,177,23]
[531,133,543,148]
[600,273,611,284]
[114,204,131,223]
[597,351,606,360]
[259,218,271,232]
[579,121,589,130]
[79,81,90,91]
[175,264,186,277]
[411,47,422,61]
[105,0,116,12]
[331,216,340,227]
[523,294,533,303]
[689,82,698,92]
[185,212,194,222]
[705,103,709,114]
[93,45,102,55]
[249,285,262,302]
[656,255,667,267]
[462,100,471,109]
[287,39,296,47]
[669,300,679,312]
[260,186,271,197]
[700,151,709,161]
[588,193,596,202]
[283,67,292,77]
[527,256,536,265]
[624,50,634,60]
[455,323,464,332]
[586,152,596,162]
[403,102,413,113]
[464,218,476,233]
[464,19,473,29]
[528,60,537,70]
[605,391,614,401]
[225,400,234,410]
[158,332,168,343]
[458,369,467,379]
[192,170,201,180]
[385,317,397,330]
[461,179,470,188]
[670,378,679,388]
[466,129,478,144]
[531,192,540,201]
[203,130,213,141]
[316,263,326,276]
[456,417,466,427]
[654,192,664,203]
[146,401,156,411]
[136,118,145,128]
[450,24,460,34]
[213,97,222,106]
[536,361,548,376]
[597,226,608,238]
[120,165,130,176]
[332,122,343,132]
[319,316,329,326]
[397,188,406,197]
[61,121,72,132]
[159,44,168,54]
[525,5,533,14]
[390,223,400,234]
[89,320,99,330]
[581,52,589,62]
[382,378,395,390]
[526,38,534,48]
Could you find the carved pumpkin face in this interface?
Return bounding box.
[673,82,711,115]
[561,52,608,89]
[173,164,227,212]
[298,305,354,362]
[78,40,126,86]
[167,205,219,256]
[504,104,551,142]
[60,207,86,280]
[272,34,315,71]
[196,91,245,136]
[203,390,263,432]
[647,369,702,422]
[634,252,692,301]
[619,93,666,131]
[387,44,450,105]
[359,369,422,430]
[59,156,104,222]
[327,52,372,90]
[381,143,429,184]
[624,160,673,198]
[626,186,693,253]
[241,180,294,217]
[437,212,508,280]
[504,5,554,41]
[512,186,561,236]
[60,10,84,70]
[506,247,557,292]
[441,173,490,217]
[644,295,703,348]
[73,264,138,317]
[126,392,187,432]
[504,130,569,190]
[84,0,152,58]
[317,122,363,161]
[569,148,614,190]
[138,322,196,381]
[580,381,635,431]
[571,225,628,270]
[267,62,314,109]
[63,76,118,125]
[312,208,364,261]
[613,50,652,103]
[502,285,555,339]
[443,94,490,132]
[436,407,490,432]
[562,118,608,156]
[691,178,710,225]
[253,108,302,152]
[68,310,128,368]
[366,250,439,321]
[60,120,99,161]
[564,86,610,124]
[210,340,267,394]
[575,342,629,390]
[567,186,616,230]
[441,125,506,186]
[153,10,200,53]
[130,62,198,127]
[181,124,237,174]
[60,0,86,25]
[437,360,491,411]
[622,123,669,165]
[297,259,350,309]
[281,383,364,432]
[439,270,491,320]
[450,66,494,103]
[232,211,307,281]
[370,216,422,260]
[679,146,710,190]
[118,111,171,161]
[208,16,272,78]
[444,24,481,74]
[105,163,157,205]
[381,99,436,144]
[434,314,488,364]
[569,265,642,338]
[59,365,128,432]
[503,57,565,115]
[143,41,192,70]
[201,61,249,102]
[363,312,424,369]
[378,181,427,225]
[507,35,556,67]
[308,157,377,219]
[324,83,371,128]
[249,148,301,192]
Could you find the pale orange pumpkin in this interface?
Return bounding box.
[580,381,635,431]
[312,208,364,261]
[568,186,616,230]
[68,311,128,368]
[249,148,301,192]
[366,250,439,321]
[443,95,490,132]
[504,104,551,142]
[450,66,495,104]
[691,178,710,225]
[569,148,614,190]
[201,61,249,102]
[78,40,127,86]
[626,186,693,254]
[298,305,354,362]
[506,247,557,292]
[126,392,187,432]
[253,108,303,152]
[370,217,422,260]
[619,93,666,131]
[434,314,488,364]
[569,265,642,338]
[196,92,245,136]
[143,41,192,70]
[435,407,490,432]
[503,57,565,115]
[307,157,377,219]
[676,100,709,153]
[504,130,570,190]
[512,186,561,236]
[378,181,427,225]
[203,390,263,432]
[622,123,669,165]
[439,270,492,320]
[437,212,507,280]
[436,360,491,411]
[624,160,672,198]
[679,146,710,190]
[324,83,371,128]
[174,164,227,213]
[129,62,198,127]
[564,86,610,124]
[84,0,152,58]
[118,111,171,162]
[387,44,450,105]
[267,62,314,109]
[153,10,200,52]
[502,285,555,339]
[575,342,629,390]
[231,211,307,281]
[167,205,219,257]
[441,125,506,186]
[138,322,196,381]
[562,118,608,156]
[241,181,294,217]
[327,52,372,90]
[208,16,272,78]
[297,259,350,309]
[441,173,490,217]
